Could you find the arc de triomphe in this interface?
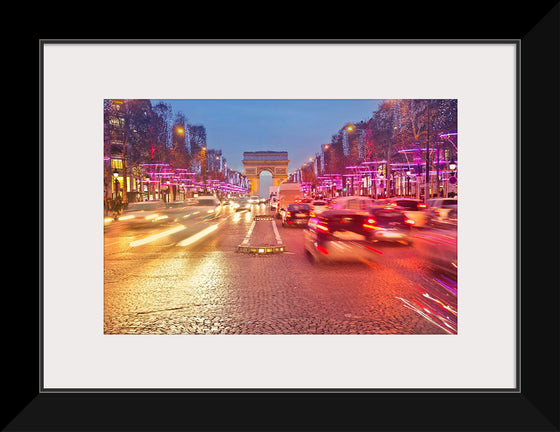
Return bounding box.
[242,151,289,196]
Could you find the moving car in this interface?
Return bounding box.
[411,219,457,279]
[248,195,261,205]
[303,209,384,265]
[113,200,167,225]
[310,199,329,216]
[386,198,428,227]
[329,196,376,212]
[426,198,458,226]
[365,205,415,245]
[282,203,312,227]
[234,198,251,212]
[276,182,302,219]
[192,196,223,219]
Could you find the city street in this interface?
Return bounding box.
[104,202,457,335]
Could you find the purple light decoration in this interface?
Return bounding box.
[398,148,438,153]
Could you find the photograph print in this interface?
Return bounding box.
[104,98,458,336]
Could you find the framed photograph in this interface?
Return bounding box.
[20,21,559,431]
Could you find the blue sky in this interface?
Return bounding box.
[151,99,382,196]
[152,99,382,173]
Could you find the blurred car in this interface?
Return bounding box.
[426,198,458,227]
[310,199,329,216]
[193,196,223,218]
[411,220,457,278]
[364,205,415,245]
[114,200,167,225]
[234,198,251,212]
[303,209,384,265]
[329,196,376,212]
[259,196,267,204]
[248,195,261,205]
[282,203,312,227]
[123,200,163,213]
[386,198,428,227]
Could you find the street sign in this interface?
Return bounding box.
[448,176,457,185]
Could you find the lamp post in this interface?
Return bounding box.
[113,169,120,199]
[448,160,457,197]
[144,175,150,200]
[406,170,411,197]
[201,146,207,193]
[425,102,431,203]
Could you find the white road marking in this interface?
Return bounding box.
[271,219,284,245]
[240,220,257,245]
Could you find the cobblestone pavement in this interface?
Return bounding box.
[104,206,454,335]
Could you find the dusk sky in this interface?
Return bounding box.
[151,99,382,196]
[152,99,382,172]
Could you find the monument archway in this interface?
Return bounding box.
[242,151,289,196]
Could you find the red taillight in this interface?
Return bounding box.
[316,223,329,233]
[363,218,377,230]
[404,218,415,225]
[418,203,426,209]
[316,245,329,254]
[286,211,291,218]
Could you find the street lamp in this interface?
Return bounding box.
[201,146,207,193]
[113,169,120,199]
[406,170,411,196]
[447,160,457,197]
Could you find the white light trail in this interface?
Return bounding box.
[176,224,219,247]
[118,215,135,221]
[129,225,186,248]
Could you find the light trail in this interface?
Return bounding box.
[129,225,186,248]
[176,224,219,247]
[128,209,242,249]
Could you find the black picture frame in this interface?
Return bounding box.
[18,10,559,430]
